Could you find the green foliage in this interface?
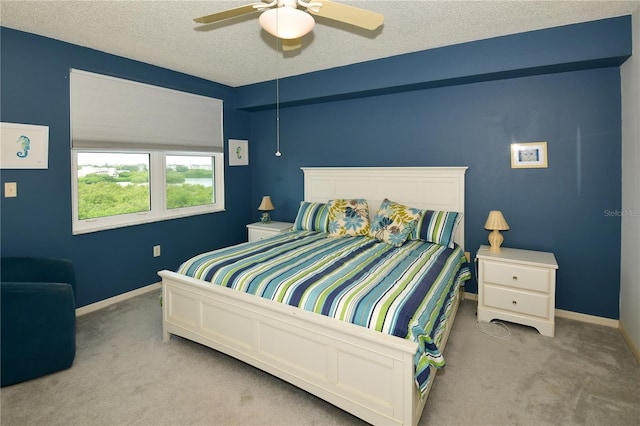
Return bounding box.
[165,170,185,184]
[183,168,212,178]
[78,181,150,219]
[77,167,213,219]
[79,174,117,185]
[122,170,149,184]
[167,184,213,209]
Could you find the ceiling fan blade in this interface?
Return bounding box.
[281,38,302,51]
[307,0,383,31]
[193,4,259,25]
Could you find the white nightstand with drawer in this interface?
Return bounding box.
[247,221,293,242]
[476,245,558,337]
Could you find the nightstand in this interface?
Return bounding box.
[247,221,293,242]
[476,245,558,337]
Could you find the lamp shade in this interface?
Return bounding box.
[258,196,275,211]
[259,7,315,39]
[484,210,510,231]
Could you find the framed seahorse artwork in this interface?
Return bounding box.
[1,122,49,169]
[228,139,248,166]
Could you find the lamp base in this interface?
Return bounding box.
[260,212,271,224]
[488,230,504,251]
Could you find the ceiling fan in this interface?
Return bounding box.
[194,0,384,51]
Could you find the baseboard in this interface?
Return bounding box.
[463,291,477,301]
[463,292,618,328]
[554,308,619,328]
[76,282,161,316]
[619,321,640,365]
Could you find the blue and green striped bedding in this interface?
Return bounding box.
[178,230,471,395]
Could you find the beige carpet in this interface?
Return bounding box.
[2,290,639,425]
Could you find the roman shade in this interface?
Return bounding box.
[70,69,223,152]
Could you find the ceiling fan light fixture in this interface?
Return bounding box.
[259,7,315,39]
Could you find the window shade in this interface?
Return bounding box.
[70,69,223,152]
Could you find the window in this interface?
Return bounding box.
[76,152,150,220]
[72,151,224,234]
[166,155,215,209]
[70,69,225,234]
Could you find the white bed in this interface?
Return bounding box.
[159,166,467,425]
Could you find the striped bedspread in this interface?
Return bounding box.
[178,230,471,394]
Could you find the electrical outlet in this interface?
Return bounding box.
[153,245,161,257]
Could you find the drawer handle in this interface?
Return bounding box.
[512,276,518,280]
[512,300,517,305]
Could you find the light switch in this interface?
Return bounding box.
[4,182,17,198]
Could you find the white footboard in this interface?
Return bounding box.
[160,270,460,425]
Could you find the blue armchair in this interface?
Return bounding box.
[1,257,77,387]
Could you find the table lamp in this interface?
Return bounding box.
[258,196,275,224]
[484,210,509,251]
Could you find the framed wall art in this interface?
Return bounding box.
[511,142,548,169]
[228,139,248,166]
[1,122,49,169]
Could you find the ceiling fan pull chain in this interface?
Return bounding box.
[275,10,282,157]
[276,75,281,157]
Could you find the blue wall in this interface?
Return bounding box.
[0,28,253,307]
[246,17,630,319]
[250,69,623,319]
[1,15,631,319]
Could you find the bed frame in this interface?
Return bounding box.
[159,167,467,425]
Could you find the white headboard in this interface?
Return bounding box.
[301,167,468,249]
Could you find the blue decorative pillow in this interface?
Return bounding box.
[293,201,329,232]
[410,210,461,248]
[327,199,370,237]
[370,199,421,247]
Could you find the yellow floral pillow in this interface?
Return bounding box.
[370,199,421,246]
[327,199,370,237]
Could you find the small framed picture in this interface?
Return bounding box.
[228,139,248,166]
[511,142,548,169]
[1,122,49,169]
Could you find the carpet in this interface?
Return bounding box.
[1,290,638,425]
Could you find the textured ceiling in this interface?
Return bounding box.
[1,1,638,87]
